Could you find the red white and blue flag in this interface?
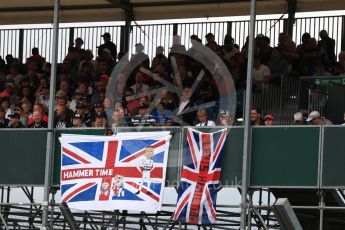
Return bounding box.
[173,128,227,224]
[59,132,171,212]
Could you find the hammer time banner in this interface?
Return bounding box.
[59,132,171,212]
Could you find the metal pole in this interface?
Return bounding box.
[42,0,60,228]
[240,0,256,229]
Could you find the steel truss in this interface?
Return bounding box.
[0,186,282,229]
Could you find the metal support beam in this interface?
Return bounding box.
[286,0,297,38]
[41,0,60,228]
[341,16,345,51]
[59,202,80,230]
[18,29,24,63]
[240,0,256,229]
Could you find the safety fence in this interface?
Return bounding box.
[1,126,345,189]
[0,15,344,63]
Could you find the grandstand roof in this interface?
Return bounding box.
[0,0,344,24]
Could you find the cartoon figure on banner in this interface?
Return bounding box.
[99,177,111,199]
[136,146,154,194]
[112,174,125,197]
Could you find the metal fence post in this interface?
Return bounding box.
[341,16,345,51]
[173,23,178,36]
[18,29,24,63]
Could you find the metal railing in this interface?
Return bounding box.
[0,14,344,63]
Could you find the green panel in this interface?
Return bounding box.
[220,127,243,187]
[0,130,47,185]
[322,126,345,187]
[250,127,320,187]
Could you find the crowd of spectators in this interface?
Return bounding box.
[0,29,344,129]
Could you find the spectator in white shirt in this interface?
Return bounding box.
[252,56,271,92]
[196,109,215,127]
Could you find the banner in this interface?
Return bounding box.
[173,128,227,224]
[59,132,171,212]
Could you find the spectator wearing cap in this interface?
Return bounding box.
[222,34,240,61]
[28,110,48,128]
[196,109,215,127]
[318,30,336,71]
[131,104,157,126]
[152,46,168,69]
[72,113,86,128]
[293,112,305,125]
[98,32,117,61]
[264,114,274,126]
[251,107,264,126]
[205,33,219,51]
[306,111,333,125]
[69,88,85,112]
[8,112,25,128]
[131,43,150,68]
[93,112,107,128]
[54,104,72,128]
[0,107,9,128]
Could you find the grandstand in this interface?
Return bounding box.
[1,0,345,229]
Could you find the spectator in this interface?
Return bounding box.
[219,110,231,126]
[256,35,273,65]
[296,32,311,54]
[176,86,195,125]
[0,107,9,128]
[36,83,50,112]
[130,72,150,94]
[264,114,274,126]
[93,112,107,128]
[222,34,240,61]
[196,109,215,126]
[306,111,332,125]
[72,113,86,128]
[27,103,48,126]
[152,46,168,69]
[268,47,289,85]
[293,112,305,125]
[252,56,271,92]
[7,112,25,128]
[28,47,45,70]
[251,107,264,126]
[205,33,219,51]
[69,37,84,52]
[98,32,117,61]
[131,43,150,68]
[131,104,156,126]
[54,104,72,128]
[300,37,321,75]
[318,30,336,71]
[28,110,48,128]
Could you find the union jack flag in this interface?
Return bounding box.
[173,128,227,224]
[59,132,171,212]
